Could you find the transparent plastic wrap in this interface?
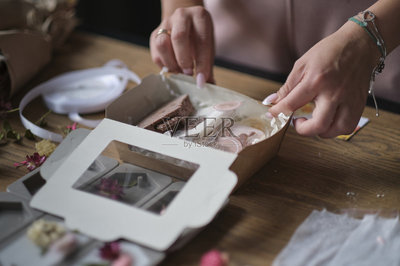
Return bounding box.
[106,73,291,188]
[273,209,400,266]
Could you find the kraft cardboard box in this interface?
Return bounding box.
[29,73,290,253]
[106,73,290,188]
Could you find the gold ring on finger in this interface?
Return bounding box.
[157,28,171,37]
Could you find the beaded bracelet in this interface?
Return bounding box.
[349,10,386,116]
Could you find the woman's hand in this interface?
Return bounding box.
[150,6,215,87]
[267,21,380,138]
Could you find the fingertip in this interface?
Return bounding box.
[293,117,307,128]
[193,42,213,87]
[267,103,282,117]
[196,72,205,88]
[293,117,317,137]
[183,68,193,75]
[195,62,212,83]
[266,112,274,119]
[262,93,278,105]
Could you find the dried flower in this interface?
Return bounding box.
[96,178,125,200]
[63,122,78,135]
[6,129,21,142]
[99,241,121,261]
[36,139,57,157]
[27,219,66,250]
[200,249,229,266]
[1,121,21,143]
[14,152,46,171]
[67,122,78,131]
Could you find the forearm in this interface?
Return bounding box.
[367,0,400,54]
[161,0,203,19]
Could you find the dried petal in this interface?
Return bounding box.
[6,130,21,142]
[66,122,78,131]
[99,241,120,261]
[96,178,124,200]
[200,250,229,266]
[14,152,47,171]
[36,139,57,157]
[64,122,78,135]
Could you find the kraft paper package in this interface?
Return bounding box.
[106,73,291,188]
[0,0,77,98]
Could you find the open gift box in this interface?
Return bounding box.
[106,74,290,188]
[30,73,290,252]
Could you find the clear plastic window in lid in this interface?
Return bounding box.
[73,140,199,215]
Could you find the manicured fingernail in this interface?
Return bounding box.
[183,68,193,75]
[262,93,278,105]
[266,112,274,119]
[197,73,205,89]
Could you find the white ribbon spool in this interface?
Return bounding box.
[19,60,141,142]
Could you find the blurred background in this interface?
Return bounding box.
[75,0,400,112]
[75,0,289,83]
[76,0,161,47]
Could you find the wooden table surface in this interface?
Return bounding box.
[1,32,399,266]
